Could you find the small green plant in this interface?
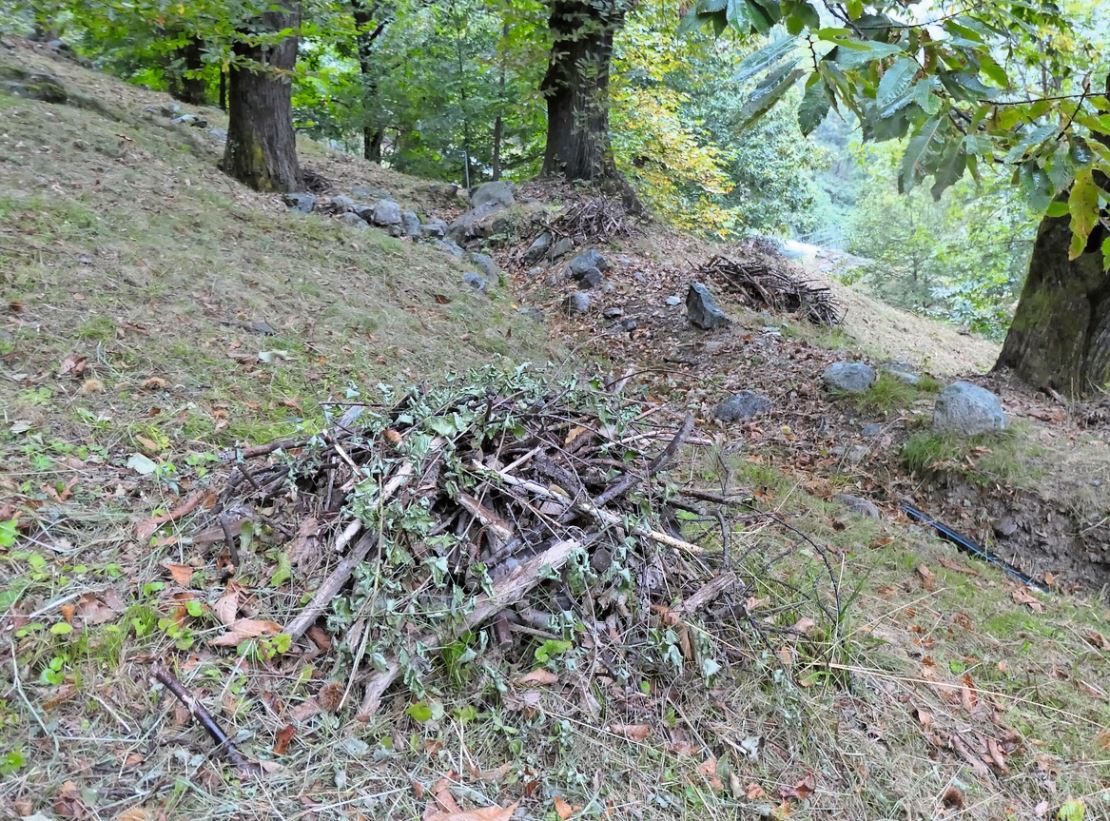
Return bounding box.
[849,372,919,413]
[902,426,1038,487]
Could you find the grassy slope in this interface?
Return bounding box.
[0,40,1107,821]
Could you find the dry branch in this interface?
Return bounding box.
[702,254,842,326]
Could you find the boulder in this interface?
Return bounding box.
[172,113,207,128]
[468,252,498,279]
[471,181,515,211]
[567,249,609,276]
[713,391,773,423]
[337,212,369,229]
[822,362,876,393]
[576,268,604,289]
[421,218,448,239]
[401,211,421,238]
[665,295,681,307]
[329,195,356,214]
[883,362,921,386]
[524,232,552,262]
[564,292,591,314]
[282,192,316,214]
[620,318,638,332]
[372,199,403,228]
[447,211,479,244]
[549,237,574,260]
[208,127,227,142]
[834,493,880,519]
[462,272,488,292]
[1,69,67,103]
[686,283,730,330]
[434,239,466,259]
[933,381,1006,436]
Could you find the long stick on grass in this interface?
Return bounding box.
[355,536,584,722]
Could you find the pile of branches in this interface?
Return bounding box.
[197,369,837,731]
[548,195,640,243]
[702,253,843,326]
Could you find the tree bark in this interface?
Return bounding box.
[994,213,1110,396]
[995,73,1110,397]
[540,0,623,181]
[352,0,390,165]
[222,2,303,193]
[169,36,207,106]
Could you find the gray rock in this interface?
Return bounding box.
[602,306,624,319]
[468,252,498,279]
[549,237,574,260]
[883,362,921,386]
[470,181,515,211]
[822,361,876,393]
[526,266,544,277]
[993,516,1018,538]
[861,422,884,438]
[160,102,181,117]
[567,250,609,277]
[525,232,552,262]
[933,381,1006,436]
[2,70,67,103]
[282,192,316,214]
[462,271,488,292]
[401,211,421,238]
[686,283,731,330]
[665,295,681,307]
[835,493,880,519]
[434,239,466,259]
[329,195,356,214]
[576,268,604,289]
[564,292,591,314]
[421,218,448,239]
[337,213,368,229]
[338,212,369,229]
[621,318,638,332]
[172,113,207,128]
[372,199,402,227]
[208,127,227,141]
[713,391,773,423]
[518,307,545,322]
[446,211,478,243]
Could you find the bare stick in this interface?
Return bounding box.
[673,572,738,618]
[356,537,583,721]
[593,413,694,508]
[152,664,261,776]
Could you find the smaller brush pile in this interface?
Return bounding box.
[200,368,836,725]
[702,252,842,326]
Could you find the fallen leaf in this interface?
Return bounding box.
[307,625,332,651]
[916,564,936,591]
[273,724,296,755]
[938,556,978,575]
[210,618,283,647]
[127,453,158,476]
[791,617,817,636]
[564,425,590,446]
[779,772,815,801]
[515,668,559,686]
[58,354,87,378]
[214,588,240,626]
[114,806,151,821]
[141,377,169,391]
[746,783,766,800]
[162,562,194,585]
[465,762,512,783]
[914,708,934,728]
[135,488,216,541]
[60,603,76,624]
[607,723,650,741]
[1082,629,1109,651]
[425,804,518,821]
[1011,587,1044,612]
[79,378,104,394]
[961,673,979,712]
[553,796,578,820]
[941,785,964,810]
[697,756,724,791]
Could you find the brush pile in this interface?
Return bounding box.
[702,253,843,326]
[199,369,835,724]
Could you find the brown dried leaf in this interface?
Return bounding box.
[779,772,815,801]
[465,762,512,783]
[58,354,87,378]
[273,724,296,756]
[162,562,194,585]
[307,625,332,652]
[791,617,817,636]
[114,806,152,821]
[214,588,239,627]
[514,668,558,686]
[425,805,518,821]
[938,556,978,575]
[915,564,936,591]
[553,796,578,820]
[607,723,650,741]
[210,618,283,647]
[941,785,965,810]
[141,376,169,391]
[59,603,76,624]
[1082,629,1109,651]
[697,756,724,792]
[1011,587,1044,612]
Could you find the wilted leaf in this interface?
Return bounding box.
[210,618,283,647]
[915,564,936,591]
[127,453,158,476]
[791,617,816,635]
[746,783,766,800]
[697,756,724,791]
[425,804,518,821]
[607,723,651,741]
[135,488,217,541]
[1082,630,1108,651]
[553,796,578,820]
[779,772,815,800]
[273,724,296,755]
[214,588,239,626]
[114,806,152,821]
[1011,587,1044,612]
[58,354,87,378]
[141,377,169,391]
[515,668,558,686]
[162,562,194,585]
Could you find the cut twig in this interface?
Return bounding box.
[593,412,694,508]
[152,663,262,777]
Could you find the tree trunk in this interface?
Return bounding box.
[222,3,302,193]
[363,126,383,162]
[170,36,207,106]
[994,214,1110,396]
[352,1,389,165]
[540,0,623,181]
[996,71,1110,398]
[219,69,227,112]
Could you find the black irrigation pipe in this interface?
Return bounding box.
[901,503,1049,593]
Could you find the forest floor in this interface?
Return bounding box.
[1,38,1107,821]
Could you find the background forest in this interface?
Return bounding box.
[5,0,1109,338]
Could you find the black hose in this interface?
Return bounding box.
[901,502,1049,593]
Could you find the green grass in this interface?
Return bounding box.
[901,424,1043,487]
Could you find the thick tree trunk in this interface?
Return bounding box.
[352,1,389,165]
[996,72,1110,398]
[995,214,1110,396]
[169,36,207,106]
[222,3,302,193]
[540,0,623,181]
[363,126,383,162]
